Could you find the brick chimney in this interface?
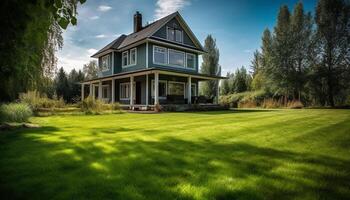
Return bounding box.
[134,11,142,32]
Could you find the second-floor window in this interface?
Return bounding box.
[169,49,185,67]
[101,55,110,71]
[122,51,128,67]
[154,46,167,64]
[130,48,137,65]
[186,53,195,69]
[167,27,183,43]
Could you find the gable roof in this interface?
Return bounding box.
[91,12,204,58]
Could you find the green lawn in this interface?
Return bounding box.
[0,109,349,199]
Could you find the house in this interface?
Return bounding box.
[81,11,224,109]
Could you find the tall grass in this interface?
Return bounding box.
[80,96,121,114]
[0,103,33,123]
[19,91,65,112]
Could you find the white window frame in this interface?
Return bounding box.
[101,55,110,72]
[166,26,183,44]
[151,80,167,99]
[168,49,185,68]
[129,48,137,66]
[120,82,130,100]
[186,53,196,70]
[122,51,129,67]
[168,81,186,97]
[191,83,197,96]
[153,46,168,65]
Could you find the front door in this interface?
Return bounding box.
[135,81,142,104]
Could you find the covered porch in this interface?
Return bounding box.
[81,69,224,110]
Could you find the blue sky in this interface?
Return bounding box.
[58,0,317,75]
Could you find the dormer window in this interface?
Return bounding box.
[167,27,183,43]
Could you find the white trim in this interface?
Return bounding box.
[146,42,149,68]
[102,84,110,100]
[148,38,204,54]
[167,81,185,97]
[120,82,130,100]
[151,79,167,99]
[191,83,197,96]
[101,54,111,72]
[112,52,114,74]
[152,45,195,70]
[146,74,149,105]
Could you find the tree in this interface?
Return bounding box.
[200,35,221,98]
[83,60,99,80]
[233,66,250,93]
[0,0,85,102]
[250,50,262,77]
[313,0,350,106]
[55,67,69,101]
[290,2,313,100]
[221,72,231,95]
[68,69,85,102]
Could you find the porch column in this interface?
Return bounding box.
[187,76,191,104]
[130,76,134,106]
[81,83,84,101]
[98,80,102,100]
[111,79,115,103]
[89,83,93,97]
[154,72,159,105]
[146,74,149,106]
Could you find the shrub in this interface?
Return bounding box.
[19,90,65,112]
[81,96,103,114]
[261,98,284,108]
[287,100,304,109]
[0,103,33,123]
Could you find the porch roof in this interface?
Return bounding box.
[81,68,227,84]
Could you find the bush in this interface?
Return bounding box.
[19,90,65,112]
[0,103,33,123]
[287,100,304,109]
[220,90,268,107]
[81,96,103,114]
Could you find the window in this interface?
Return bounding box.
[101,55,110,71]
[191,83,197,96]
[167,27,175,41]
[122,51,128,67]
[154,46,167,64]
[168,82,185,96]
[151,80,167,99]
[167,27,183,43]
[186,53,195,69]
[102,85,109,99]
[175,30,183,43]
[130,48,137,65]
[120,83,130,100]
[169,49,185,67]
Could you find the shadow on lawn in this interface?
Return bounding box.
[0,124,349,200]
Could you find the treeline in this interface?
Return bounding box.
[222,0,350,107]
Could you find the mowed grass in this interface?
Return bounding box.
[0,109,349,200]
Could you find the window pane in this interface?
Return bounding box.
[186,54,195,69]
[122,52,128,66]
[154,47,167,64]
[169,50,184,66]
[168,82,184,96]
[191,84,196,96]
[151,81,166,97]
[175,30,182,43]
[167,28,174,41]
[130,49,136,65]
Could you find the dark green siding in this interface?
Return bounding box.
[98,52,113,77]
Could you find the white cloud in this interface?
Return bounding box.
[154,0,190,19]
[87,48,98,55]
[89,15,99,20]
[98,5,112,12]
[95,34,106,38]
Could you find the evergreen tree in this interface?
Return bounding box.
[313,0,350,106]
[55,67,69,101]
[200,35,221,99]
[221,72,231,95]
[67,69,85,103]
[250,50,262,77]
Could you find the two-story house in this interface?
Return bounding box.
[81,11,224,109]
